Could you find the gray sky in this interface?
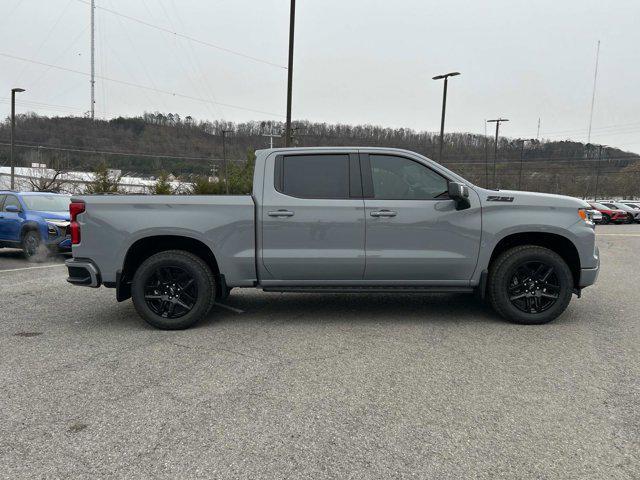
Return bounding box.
[1,0,639,152]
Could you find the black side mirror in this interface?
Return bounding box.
[4,205,20,213]
[448,182,470,210]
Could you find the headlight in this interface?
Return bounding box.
[578,208,594,225]
[45,219,70,228]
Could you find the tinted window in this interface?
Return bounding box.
[602,203,617,209]
[0,195,5,209]
[369,155,448,200]
[280,154,349,199]
[3,195,21,212]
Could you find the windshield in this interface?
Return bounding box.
[21,194,71,212]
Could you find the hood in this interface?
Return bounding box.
[475,188,589,209]
[31,210,71,221]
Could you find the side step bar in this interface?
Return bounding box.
[262,286,474,294]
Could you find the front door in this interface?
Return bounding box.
[360,153,481,282]
[0,195,24,242]
[261,152,366,281]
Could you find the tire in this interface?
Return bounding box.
[601,214,610,225]
[488,245,574,325]
[131,250,216,330]
[22,230,41,259]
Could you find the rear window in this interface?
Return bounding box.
[278,154,349,199]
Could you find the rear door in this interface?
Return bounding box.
[360,153,481,282]
[261,152,366,280]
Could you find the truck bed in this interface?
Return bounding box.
[71,195,256,287]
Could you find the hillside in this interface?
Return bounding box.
[1,112,639,198]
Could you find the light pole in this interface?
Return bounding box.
[284,0,296,147]
[221,130,231,194]
[432,72,460,162]
[10,87,26,190]
[487,118,509,188]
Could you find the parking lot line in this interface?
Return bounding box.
[596,233,640,236]
[0,264,66,274]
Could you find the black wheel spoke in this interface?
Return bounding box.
[508,260,561,314]
[144,265,198,319]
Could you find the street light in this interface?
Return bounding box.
[487,118,509,188]
[594,144,607,201]
[432,72,460,162]
[284,0,296,147]
[10,87,26,190]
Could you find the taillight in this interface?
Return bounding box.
[69,201,85,245]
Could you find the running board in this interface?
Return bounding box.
[262,286,474,294]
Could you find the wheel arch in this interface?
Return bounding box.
[118,235,221,301]
[488,232,581,288]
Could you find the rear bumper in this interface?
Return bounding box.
[66,258,101,287]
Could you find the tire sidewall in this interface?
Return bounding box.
[22,230,41,259]
[490,247,573,325]
[131,252,215,330]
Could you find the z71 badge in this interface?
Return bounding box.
[486,195,514,202]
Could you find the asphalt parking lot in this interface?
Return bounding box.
[1,225,639,479]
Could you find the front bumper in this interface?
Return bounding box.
[66,258,101,287]
[579,246,600,288]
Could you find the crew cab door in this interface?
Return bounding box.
[360,153,481,282]
[0,195,24,242]
[260,152,365,281]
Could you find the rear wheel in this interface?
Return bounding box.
[131,250,216,329]
[488,245,574,325]
[22,230,41,259]
[601,214,610,225]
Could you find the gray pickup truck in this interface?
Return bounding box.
[66,147,599,329]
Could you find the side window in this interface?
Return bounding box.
[278,154,350,199]
[369,155,448,200]
[0,195,5,210]
[3,195,21,212]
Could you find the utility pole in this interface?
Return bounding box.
[484,120,489,187]
[487,118,509,188]
[10,87,25,190]
[517,139,534,190]
[432,72,460,162]
[284,0,296,147]
[587,40,600,143]
[262,128,282,148]
[90,0,96,120]
[221,130,231,194]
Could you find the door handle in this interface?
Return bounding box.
[370,210,397,217]
[268,209,295,217]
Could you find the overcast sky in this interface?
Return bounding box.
[1,0,639,152]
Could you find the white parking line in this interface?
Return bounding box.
[214,302,244,314]
[596,233,640,237]
[0,264,66,274]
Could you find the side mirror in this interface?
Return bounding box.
[448,182,470,210]
[4,205,20,213]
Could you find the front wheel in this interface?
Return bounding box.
[22,230,41,259]
[488,245,574,325]
[601,214,610,225]
[131,250,216,329]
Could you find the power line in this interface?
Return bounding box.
[75,0,286,70]
[0,51,285,118]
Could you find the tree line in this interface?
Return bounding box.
[1,112,638,198]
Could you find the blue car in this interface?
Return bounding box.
[0,191,72,258]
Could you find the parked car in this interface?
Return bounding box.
[621,200,640,210]
[587,202,629,224]
[586,208,603,224]
[66,147,599,329]
[599,201,640,223]
[0,191,71,258]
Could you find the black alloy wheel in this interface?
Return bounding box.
[507,261,561,314]
[601,214,610,225]
[144,266,198,319]
[22,230,41,258]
